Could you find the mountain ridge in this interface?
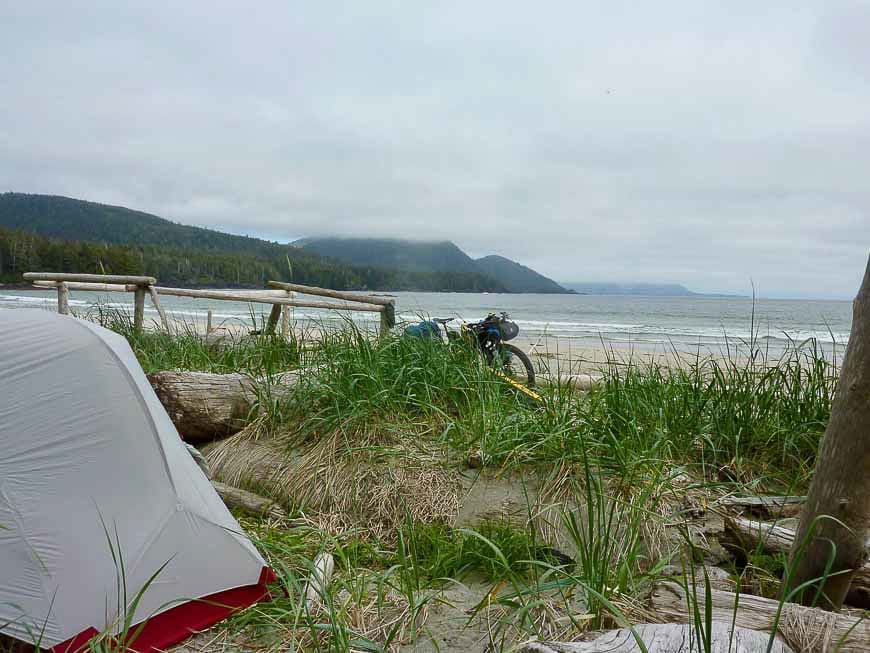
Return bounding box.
[295,237,573,294]
[0,193,531,292]
[0,193,507,291]
[474,255,570,294]
[294,236,482,274]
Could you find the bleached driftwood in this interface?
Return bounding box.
[281,305,290,338]
[725,516,870,608]
[718,495,805,518]
[23,272,157,285]
[649,581,870,652]
[149,369,302,441]
[147,285,171,331]
[212,481,288,519]
[718,496,805,509]
[133,285,146,331]
[304,552,335,607]
[182,441,287,518]
[57,281,70,315]
[153,286,385,313]
[31,279,139,292]
[725,516,800,552]
[267,281,396,334]
[521,623,794,653]
[266,280,394,306]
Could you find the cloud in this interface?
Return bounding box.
[1,1,868,297]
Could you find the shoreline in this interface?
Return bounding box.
[0,287,849,370]
[178,315,827,373]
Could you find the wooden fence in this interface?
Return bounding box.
[23,272,396,336]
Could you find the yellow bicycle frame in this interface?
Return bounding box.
[460,323,542,402]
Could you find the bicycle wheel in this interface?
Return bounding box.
[495,343,536,387]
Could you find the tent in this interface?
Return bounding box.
[0,310,275,652]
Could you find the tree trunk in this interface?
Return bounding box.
[785,254,870,610]
[148,369,301,442]
[724,516,870,608]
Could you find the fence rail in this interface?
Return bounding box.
[23,272,396,337]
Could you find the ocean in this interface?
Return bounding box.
[0,288,852,358]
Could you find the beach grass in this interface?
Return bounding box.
[88,304,301,376]
[265,325,835,488]
[50,310,843,651]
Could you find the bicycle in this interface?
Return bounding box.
[407,312,538,396]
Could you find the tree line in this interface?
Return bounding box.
[0,226,506,292]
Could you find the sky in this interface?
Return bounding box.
[1,2,868,299]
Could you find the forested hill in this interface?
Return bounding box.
[0,194,505,291]
[0,193,294,257]
[0,225,507,291]
[296,237,573,294]
[295,237,481,274]
[474,255,569,294]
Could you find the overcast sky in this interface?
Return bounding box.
[2,2,868,298]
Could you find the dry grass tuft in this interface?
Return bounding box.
[204,424,461,542]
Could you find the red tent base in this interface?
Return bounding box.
[51,567,277,653]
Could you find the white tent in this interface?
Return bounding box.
[0,310,273,652]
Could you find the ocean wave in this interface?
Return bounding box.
[0,294,90,307]
[0,292,850,344]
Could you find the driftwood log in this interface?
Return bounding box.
[650,581,870,652]
[183,440,288,519]
[149,370,302,442]
[304,552,335,608]
[724,516,870,608]
[212,481,287,519]
[521,623,794,653]
[717,495,805,519]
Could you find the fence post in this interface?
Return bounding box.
[281,305,290,339]
[147,285,171,332]
[57,282,70,315]
[133,285,146,333]
[265,304,282,335]
[379,301,395,338]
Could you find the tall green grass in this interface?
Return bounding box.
[87,302,834,486]
[283,328,521,435]
[63,308,847,651]
[277,326,835,486]
[89,305,300,376]
[582,342,835,483]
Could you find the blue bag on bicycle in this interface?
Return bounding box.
[404,320,440,340]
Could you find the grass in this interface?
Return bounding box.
[267,325,835,489]
[88,303,835,489]
[23,307,839,652]
[88,304,300,376]
[393,519,547,582]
